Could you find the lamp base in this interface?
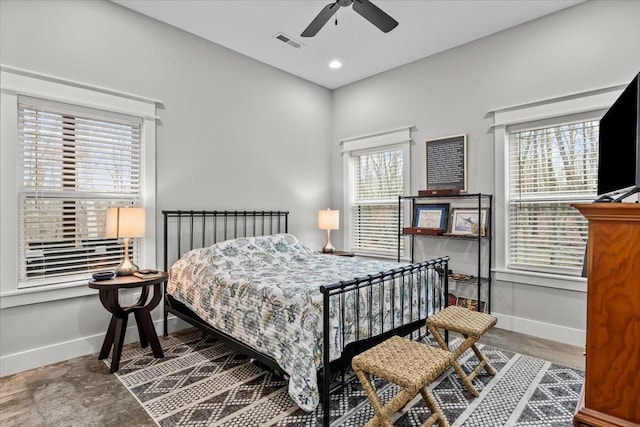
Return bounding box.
[115,257,139,276]
[322,230,335,253]
[115,237,139,276]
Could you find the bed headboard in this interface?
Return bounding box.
[162,210,289,271]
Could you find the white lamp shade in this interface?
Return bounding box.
[106,207,146,238]
[318,209,339,230]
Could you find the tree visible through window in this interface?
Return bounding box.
[508,119,599,275]
[351,148,404,256]
[19,98,142,286]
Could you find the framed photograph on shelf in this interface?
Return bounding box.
[448,293,457,306]
[413,204,449,230]
[449,208,489,236]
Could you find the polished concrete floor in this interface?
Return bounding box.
[0,327,585,427]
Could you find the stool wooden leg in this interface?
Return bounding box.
[429,326,480,397]
[355,368,415,427]
[452,359,479,398]
[428,325,451,352]
[354,368,387,426]
[451,336,481,397]
[471,344,496,376]
[380,388,416,422]
[419,386,450,427]
[365,388,415,427]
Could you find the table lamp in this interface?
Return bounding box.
[106,207,145,276]
[318,209,339,253]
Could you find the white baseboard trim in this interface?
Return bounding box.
[493,312,585,347]
[2,312,586,377]
[0,316,184,377]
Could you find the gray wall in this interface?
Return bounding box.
[331,0,640,345]
[2,0,639,375]
[0,0,331,375]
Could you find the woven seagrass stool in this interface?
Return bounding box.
[352,335,453,427]
[426,305,497,397]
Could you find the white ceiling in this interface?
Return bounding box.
[113,0,583,89]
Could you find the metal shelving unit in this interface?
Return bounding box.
[398,193,492,312]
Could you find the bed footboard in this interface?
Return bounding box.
[319,256,449,427]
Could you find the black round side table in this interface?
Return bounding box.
[89,273,167,373]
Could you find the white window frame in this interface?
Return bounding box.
[341,126,411,259]
[491,84,626,292]
[0,66,159,308]
[508,114,601,274]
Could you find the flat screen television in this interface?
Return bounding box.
[597,72,640,201]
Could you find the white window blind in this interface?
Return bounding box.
[508,119,599,275]
[18,96,142,287]
[351,148,404,256]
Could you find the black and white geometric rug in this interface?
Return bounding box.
[109,331,583,426]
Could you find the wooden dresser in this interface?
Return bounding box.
[573,203,640,427]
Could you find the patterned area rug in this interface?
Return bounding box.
[110,330,583,426]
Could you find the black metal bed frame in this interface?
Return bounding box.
[162,210,448,427]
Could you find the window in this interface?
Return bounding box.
[19,97,142,287]
[351,148,404,255]
[508,117,599,276]
[1,66,157,307]
[342,127,411,258]
[491,84,624,289]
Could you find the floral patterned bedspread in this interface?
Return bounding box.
[167,233,440,411]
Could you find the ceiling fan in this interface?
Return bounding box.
[301,0,398,37]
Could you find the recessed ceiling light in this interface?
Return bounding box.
[328,60,342,69]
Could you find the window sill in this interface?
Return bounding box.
[0,280,96,308]
[494,268,586,293]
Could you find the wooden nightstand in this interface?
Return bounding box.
[88,272,167,373]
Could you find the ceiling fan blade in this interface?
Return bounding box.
[301,2,340,37]
[352,0,398,33]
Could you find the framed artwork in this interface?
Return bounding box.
[450,208,489,236]
[448,293,457,306]
[413,204,449,229]
[425,134,467,192]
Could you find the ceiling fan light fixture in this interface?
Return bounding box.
[328,60,343,69]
